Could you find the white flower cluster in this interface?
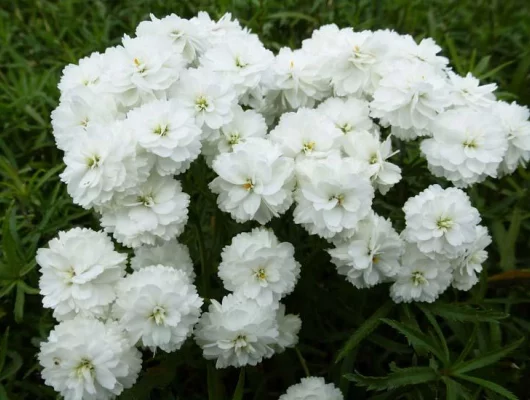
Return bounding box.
[279,376,343,400]
[195,228,302,368]
[44,10,529,399]
[36,228,203,400]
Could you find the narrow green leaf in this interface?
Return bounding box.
[453,374,518,400]
[381,319,446,362]
[451,337,524,375]
[14,283,24,323]
[0,384,7,400]
[427,303,508,323]
[0,328,9,374]
[418,305,450,365]
[266,11,318,24]
[335,300,393,362]
[443,377,458,400]
[232,368,245,400]
[478,61,515,80]
[345,366,438,391]
[454,325,477,365]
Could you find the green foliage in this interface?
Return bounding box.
[1,0,529,399]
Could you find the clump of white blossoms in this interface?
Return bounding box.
[36,228,126,321]
[39,317,142,400]
[42,9,528,398]
[279,377,344,400]
[194,293,299,368]
[113,265,203,352]
[218,228,301,305]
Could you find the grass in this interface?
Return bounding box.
[0,0,529,399]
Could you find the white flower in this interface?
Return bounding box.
[492,101,530,175]
[421,108,508,187]
[390,244,452,303]
[126,99,202,175]
[170,67,237,133]
[294,154,374,239]
[194,293,279,368]
[60,122,150,209]
[103,35,185,107]
[200,34,274,96]
[100,174,190,248]
[316,96,374,143]
[273,304,301,353]
[58,52,107,96]
[218,228,301,306]
[203,106,267,164]
[342,132,401,194]
[447,71,496,109]
[395,36,449,71]
[328,29,388,96]
[113,265,203,352]
[267,48,330,110]
[269,108,342,159]
[209,138,295,224]
[279,377,344,400]
[402,184,481,259]
[51,88,120,152]
[328,212,403,288]
[390,125,431,141]
[452,226,491,291]
[36,228,126,321]
[301,24,341,54]
[130,239,195,282]
[39,317,142,400]
[197,11,246,43]
[370,61,450,130]
[136,13,209,63]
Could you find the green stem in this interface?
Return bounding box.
[295,346,311,377]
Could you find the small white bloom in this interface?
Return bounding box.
[492,101,530,175]
[209,138,295,224]
[218,228,301,306]
[402,184,481,259]
[279,377,344,400]
[447,71,496,109]
[269,108,342,159]
[126,99,202,175]
[371,61,450,130]
[131,239,195,282]
[267,48,331,110]
[294,154,374,239]
[396,36,449,71]
[103,35,185,107]
[452,226,491,291]
[113,265,203,352]
[58,52,107,96]
[51,88,120,152]
[200,34,274,96]
[316,96,374,143]
[60,122,150,209]
[100,174,190,248]
[421,108,508,187]
[170,67,237,130]
[203,106,267,164]
[136,13,210,63]
[273,304,301,353]
[194,293,279,368]
[36,228,126,321]
[39,317,142,400]
[342,132,401,194]
[328,212,403,288]
[390,244,452,303]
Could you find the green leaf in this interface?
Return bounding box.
[13,283,25,323]
[454,325,477,365]
[345,366,439,391]
[453,374,518,400]
[266,11,318,24]
[381,319,446,362]
[443,377,458,400]
[232,368,245,400]
[335,300,393,362]
[418,305,450,365]
[451,337,524,375]
[0,328,8,374]
[427,303,508,323]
